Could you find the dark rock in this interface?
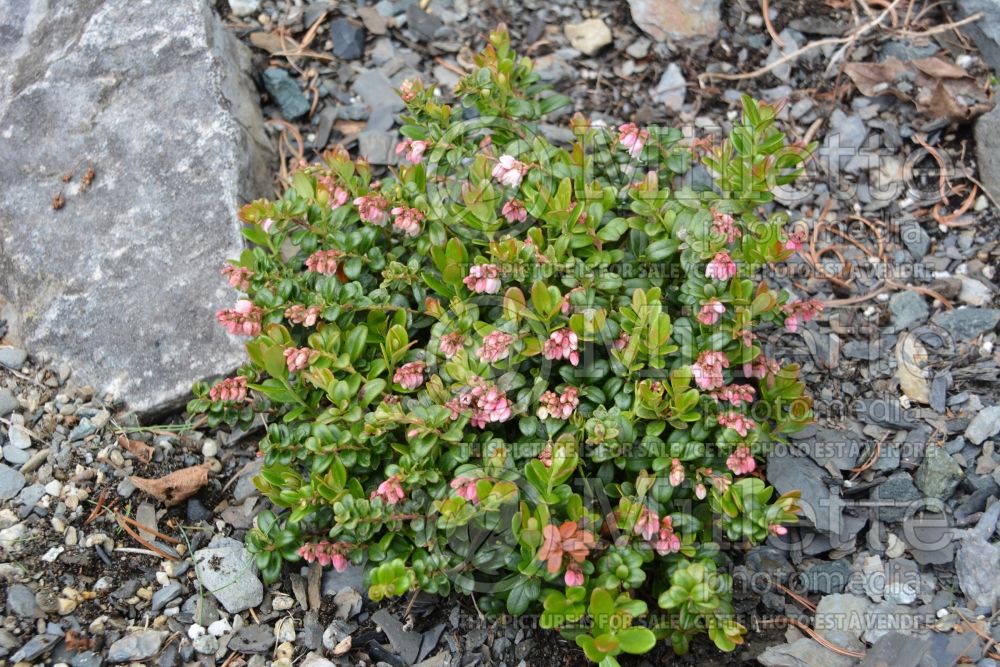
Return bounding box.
[229,625,274,653]
[914,445,964,500]
[889,291,930,331]
[931,308,1000,341]
[10,634,60,663]
[405,5,443,41]
[855,397,918,429]
[0,0,273,415]
[904,513,955,566]
[744,545,795,582]
[186,498,213,523]
[872,473,922,523]
[767,446,845,538]
[373,608,422,665]
[262,67,311,120]
[800,559,851,594]
[899,219,930,260]
[860,631,929,667]
[151,582,184,611]
[330,18,366,60]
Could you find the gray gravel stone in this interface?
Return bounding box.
[872,473,921,522]
[107,630,167,663]
[0,347,26,370]
[0,0,273,415]
[6,584,39,618]
[914,445,964,500]
[262,67,310,120]
[889,291,930,331]
[151,581,184,611]
[0,389,17,416]
[899,219,930,259]
[0,464,26,500]
[353,69,404,113]
[329,18,366,60]
[931,308,1000,341]
[229,624,274,653]
[194,537,263,613]
[967,406,1000,445]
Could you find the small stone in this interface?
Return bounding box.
[262,68,311,120]
[275,616,296,643]
[627,0,721,43]
[358,131,399,165]
[889,291,930,331]
[107,630,167,663]
[405,5,442,42]
[0,389,18,416]
[372,609,422,665]
[0,464,26,500]
[932,308,1000,341]
[651,63,686,113]
[272,594,294,611]
[201,439,218,458]
[229,625,274,653]
[564,19,613,56]
[193,633,219,655]
[8,424,31,450]
[10,634,60,663]
[0,347,27,370]
[329,19,366,61]
[151,582,183,611]
[7,584,40,618]
[228,0,260,17]
[959,277,992,306]
[900,219,930,259]
[967,406,1000,445]
[801,559,851,594]
[3,445,29,465]
[193,538,263,613]
[905,514,954,566]
[353,70,404,113]
[301,652,337,667]
[914,445,964,500]
[872,473,921,522]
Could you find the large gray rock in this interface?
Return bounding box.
[976,105,1000,214]
[194,536,263,613]
[0,0,273,414]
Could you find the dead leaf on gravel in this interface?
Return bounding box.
[248,31,333,61]
[845,57,993,123]
[896,333,930,404]
[117,434,153,464]
[130,464,209,507]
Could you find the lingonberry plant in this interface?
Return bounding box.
[190,26,817,663]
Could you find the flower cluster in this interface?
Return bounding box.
[194,30,814,667]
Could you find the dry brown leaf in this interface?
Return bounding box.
[130,464,209,507]
[845,56,993,122]
[117,434,154,464]
[249,31,300,55]
[334,119,367,135]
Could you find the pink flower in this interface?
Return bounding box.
[697,298,725,326]
[711,210,741,245]
[318,176,349,208]
[470,384,512,428]
[395,138,429,164]
[438,332,464,359]
[769,524,788,536]
[216,300,263,336]
[463,264,502,294]
[617,122,649,158]
[209,376,248,403]
[491,155,528,188]
[543,328,580,366]
[391,206,424,237]
[718,413,757,438]
[393,361,426,390]
[705,251,737,281]
[691,350,729,391]
[450,476,479,503]
[726,445,756,475]
[743,355,780,381]
[305,249,340,275]
[614,331,630,351]
[537,386,579,420]
[538,444,553,468]
[785,228,806,251]
[285,304,321,327]
[564,563,584,587]
[284,347,315,372]
[634,507,660,541]
[782,298,823,333]
[694,483,707,499]
[354,193,389,225]
[652,516,681,556]
[371,475,406,505]
[298,541,350,571]
[260,217,275,233]
[477,330,514,363]
[399,79,418,103]
[668,458,685,486]
[501,199,527,223]
[221,264,253,291]
[711,384,756,407]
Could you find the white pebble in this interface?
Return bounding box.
[44,480,63,497]
[272,594,294,611]
[208,619,232,637]
[201,439,219,458]
[188,624,206,640]
[155,571,170,586]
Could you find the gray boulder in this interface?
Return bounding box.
[0,0,274,414]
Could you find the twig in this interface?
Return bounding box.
[84,489,108,526]
[699,0,902,83]
[757,617,867,658]
[894,11,983,37]
[761,0,785,46]
[775,582,817,612]
[114,512,178,560]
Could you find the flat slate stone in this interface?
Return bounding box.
[0,0,274,415]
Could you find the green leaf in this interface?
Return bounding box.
[616,627,656,654]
